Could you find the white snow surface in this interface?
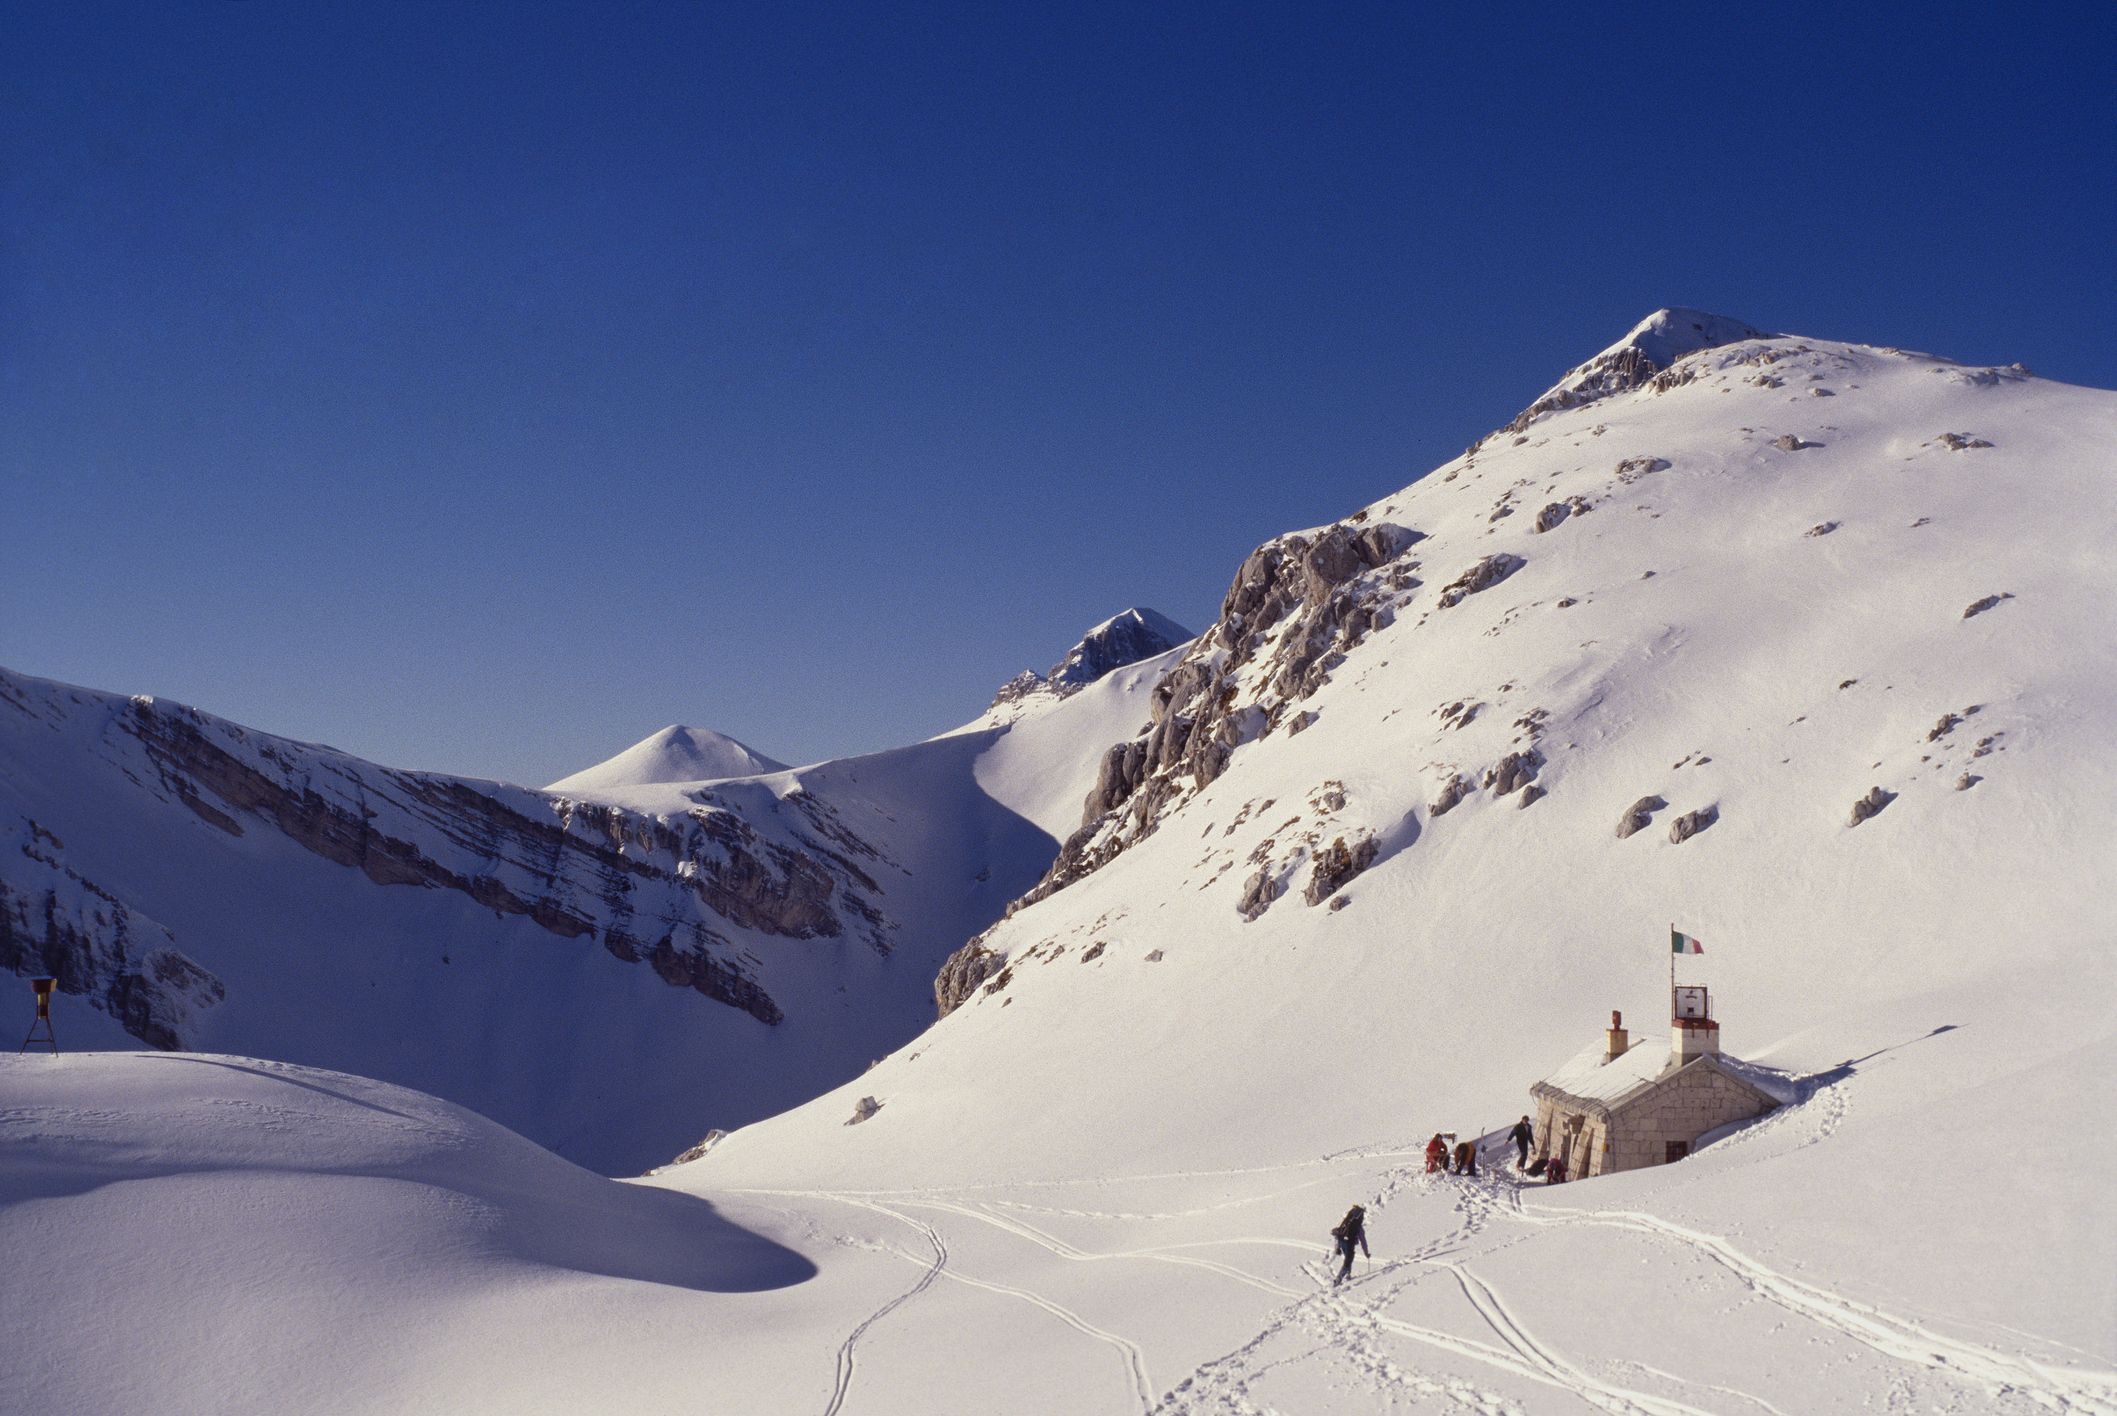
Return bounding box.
[543,723,788,794]
[6,317,2115,1415]
[0,639,1167,1175]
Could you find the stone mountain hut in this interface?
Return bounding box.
[1530,989,1780,1179]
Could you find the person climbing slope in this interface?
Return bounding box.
[1425,1133,1449,1173]
[1453,1138,1478,1176]
[1511,1115,1534,1168]
[1329,1205,1370,1285]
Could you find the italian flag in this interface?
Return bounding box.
[1671,929,1704,955]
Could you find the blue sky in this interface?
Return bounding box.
[6,3,2113,784]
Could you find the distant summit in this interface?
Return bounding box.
[1049,608,1194,690]
[988,608,1194,719]
[544,724,787,796]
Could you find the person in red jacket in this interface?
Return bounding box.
[1425,1133,1449,1173]
[1546,1154,1569,1185]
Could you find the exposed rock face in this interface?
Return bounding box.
[1485,309,1771,441]
[1770,434,1820,451]
[1237,868,1286,921]
[1438,554,1524,609]
[845,1096,882,1126]
[1937,432,1994,451]
[933,935,1002,1017]
[1018,520,1420,909]
[1616,795,1667,839]
[1615,457,1670,484]
[0,680,924,1037]
[1484,750,1542,796]
[1534,498,1592,533]
[1049,609,1193,690]
[1303,834,1377,905]
[660,1129,728,1169]
[985,608,1194,715]
[1,821,225,1050]
[987,670,1047,711]
[1431,776,1471,817]
[1668,806,1718,844]
[1849,786,1897,827]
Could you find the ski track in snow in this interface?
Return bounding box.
[804,1190,1156,1414]
[818,1194,949,1416]
[737,1143,2116,1416]
[1496,1192,2117,1415]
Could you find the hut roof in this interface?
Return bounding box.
[1537,1036,1673,1108]
[1533,1036,1784,1122]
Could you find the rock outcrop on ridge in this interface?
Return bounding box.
[983,608,1194,721]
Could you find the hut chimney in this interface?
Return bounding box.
[1605,1009,1628,1062]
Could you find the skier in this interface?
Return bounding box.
[1329,1205,1370,1285]
[1425,1133,1449,1173]
[1511,1115,1534,1168]
[1546,1154,1568,1185]
[1453,1138,1478,1176]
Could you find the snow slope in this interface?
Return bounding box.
[5,314,2113,1415]
[0,617,1175,1174]
[544,723,788,794]
[676,315,2117,1407]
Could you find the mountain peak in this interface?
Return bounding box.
[984,608,1196,721]
[1603,307,1773,368]
[1049,608,1193,690]
[1495,307,1774,439]
[544,724,788,796]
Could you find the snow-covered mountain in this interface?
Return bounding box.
[981,607,1195,727]
[6,311,2113,1415]
[0,611,1184,1173]
[544,723,788,794]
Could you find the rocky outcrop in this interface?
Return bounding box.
[1304,835,1377,906]
[986,608,1194,714]
[1438,554,1523,609]
[1049,609,1193,690]
[933,934,1002,1017]
[1484,750,1542,796]
[1534,498,1591,533]
[1616,795,1666,839]
[43,689,884,1029]
[1018,519,1420,909]
[1963,593,2013,619]
[1237,868,1286,921]
[1484,309,1770,441]
[1431,776,1471,817]
[1848,786,1896,827]
[1668,806,1717,844]
[2,820,225,1049]
[845,1096,882,1126]
[1936,433,1993,451]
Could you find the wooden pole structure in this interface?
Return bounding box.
[21,977,57,1053]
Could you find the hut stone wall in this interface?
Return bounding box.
[1533,1057,1777,1178]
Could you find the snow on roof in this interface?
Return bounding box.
[1537,1035,1674,1107]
